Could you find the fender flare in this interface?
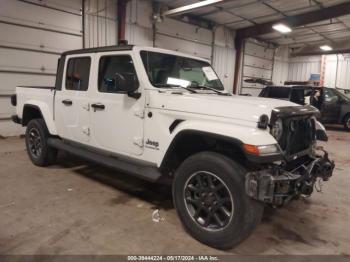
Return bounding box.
[159,129,245,170]
[23,102,57,135]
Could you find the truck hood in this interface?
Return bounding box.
[148,91,298,123]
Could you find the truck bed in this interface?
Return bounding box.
[15,86,55,121]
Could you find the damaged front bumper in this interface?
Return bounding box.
[245,148,334,206]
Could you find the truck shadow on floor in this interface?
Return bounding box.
[55,152,174,211]
[54,152,332,253]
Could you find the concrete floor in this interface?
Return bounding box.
[0,128,349,255]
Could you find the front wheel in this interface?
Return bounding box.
[25,119,57,166]
[173,152,264,249]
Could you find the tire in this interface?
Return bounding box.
[173,151,264,250]
[25,118,57,166]
[344,114,350,131]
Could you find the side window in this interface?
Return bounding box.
[65,57,91,91]
[98,55,138,93]
[324,89,339,103]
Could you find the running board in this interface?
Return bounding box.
[47,138,162,182]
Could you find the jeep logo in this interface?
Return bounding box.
[145,139,159,149]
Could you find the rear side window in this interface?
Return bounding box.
[65,57,91,91]
[264,86,291,99]
[98,55,138,93]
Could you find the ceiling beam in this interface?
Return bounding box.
[162,0,233,17]
[236,2,350,40]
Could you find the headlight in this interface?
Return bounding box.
[271,118,283,141]
[243,144,280,156]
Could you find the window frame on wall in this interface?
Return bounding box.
[65,56,91,91]
[97,54,139,94]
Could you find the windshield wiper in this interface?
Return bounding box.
[189,84,231,96]
[153,83,197,93]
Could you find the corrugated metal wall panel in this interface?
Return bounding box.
[324,55,350,90]
[125,0,153,46]
[335,58,350,90]
[272,46,289,85]
[287,56,321,82]
[324,55,337,88]
[212,46,235,93]
[84,0,118,48]
[212,27,235,93]
[125,23,153,46]
[125,1,236,92]
[273,60,289,85]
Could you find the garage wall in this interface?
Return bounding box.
[287,56,321,82]
[84,0,118,48]
[155,18,212,60]
[0,0,83,136]
[125,0,153,46]
[255,51,350,90]
[212,27,236,93]
[324,54,350,90]
[0,0,118,137]
[125,0,236,92]
[272,46,289,85]
[240,39,275,96]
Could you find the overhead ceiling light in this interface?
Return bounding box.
[320,45,333,51]
[272,23,292,34]
[163,0,228,17]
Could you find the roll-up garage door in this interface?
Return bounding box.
[240,40,275,96]
[155,18,213,60]
[0,0,83,136]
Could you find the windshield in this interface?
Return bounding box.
[140,51,224,91]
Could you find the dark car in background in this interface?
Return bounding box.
[259,85,350,131]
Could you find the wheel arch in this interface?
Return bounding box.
[159,130,247,175]
[22,102,57,135]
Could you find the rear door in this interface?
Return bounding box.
[54,55,92,143]
[88,52,145,156]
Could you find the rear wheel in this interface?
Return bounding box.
[25,119,57,166]
[173,151,264,249]
[344,115,350,131]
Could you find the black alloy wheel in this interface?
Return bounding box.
[25,119,57,166]
[173,151,264,249]
[184,171,234,231]
[27,127,42,159]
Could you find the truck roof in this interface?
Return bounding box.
[62,44,134,56]
[61,45,210,63]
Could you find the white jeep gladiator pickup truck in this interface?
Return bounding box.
[11,44,334,249]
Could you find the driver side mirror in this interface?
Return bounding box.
[114,73,141,99]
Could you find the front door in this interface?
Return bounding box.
[54,55,92,143]
[89,53,144,156]
[321,88,341,123]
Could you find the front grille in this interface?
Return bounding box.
[278,116,315,155]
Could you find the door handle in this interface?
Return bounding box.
[62,99,73,106]
[91,103,105,111]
